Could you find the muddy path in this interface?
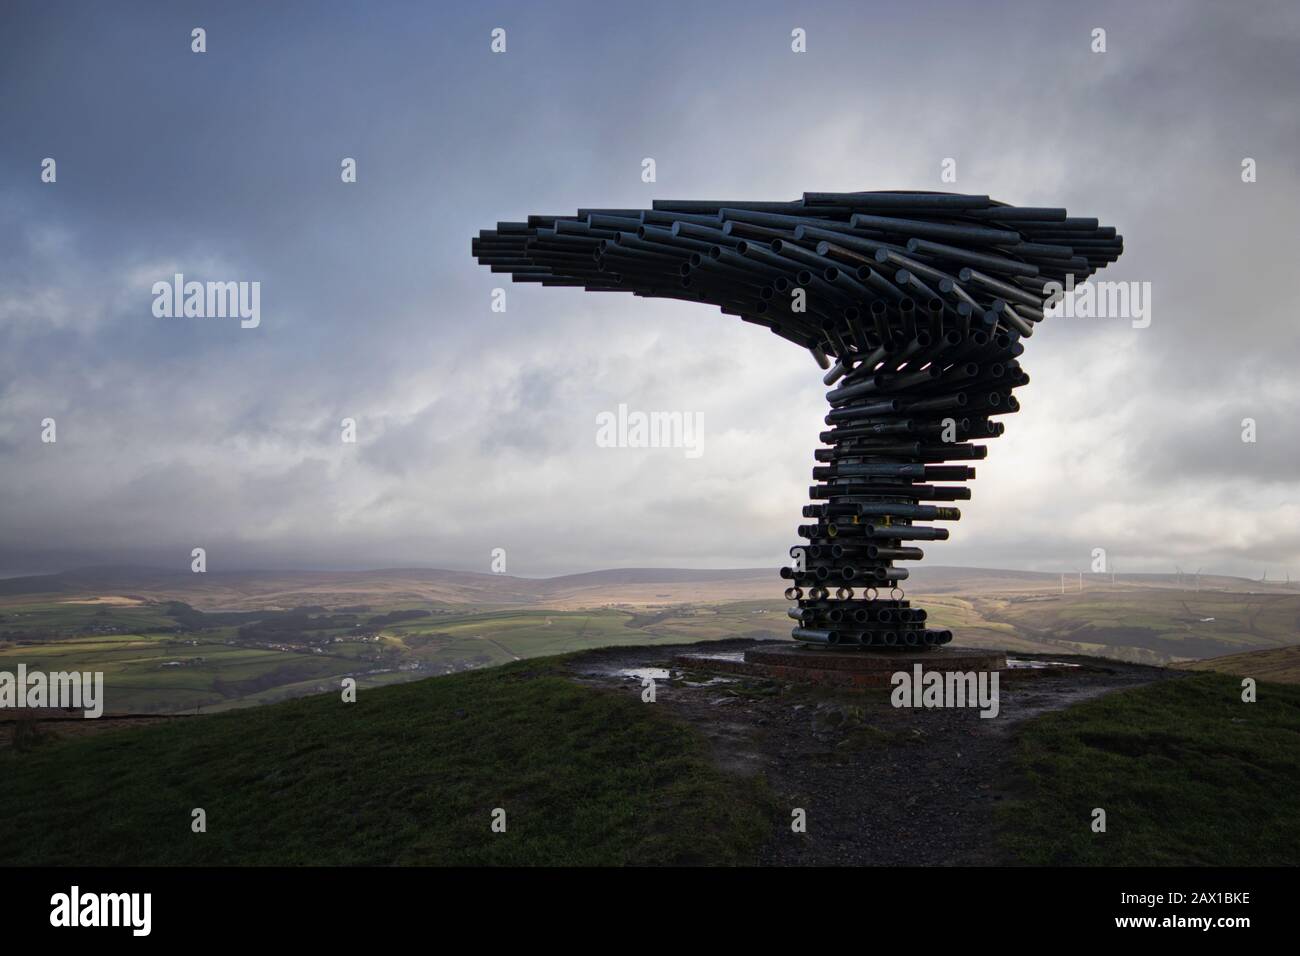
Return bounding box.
[567,639,1177,866]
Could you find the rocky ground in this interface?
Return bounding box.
[567,639,1178,865]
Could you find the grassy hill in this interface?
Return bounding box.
[1003,673,1300,865]
[1171,645,1300,684]
[0,655,775,865]
[3,650,1298,866]
[0,600,792,715]
[0,565,784,610]
[3,564,1295,611]
[2,565,1295,715]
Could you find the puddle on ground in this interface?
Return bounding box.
[677,651,745,663]
[595,665,738,687]
[1006,658,1082,670]
[681,675,736,687]
[618,667,671,682]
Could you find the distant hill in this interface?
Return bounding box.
[0,565,779,610]
[1171,645,1300,684]
[3,564,1297,715]
[0,564,1292,611]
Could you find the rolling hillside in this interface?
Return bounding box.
[4,646,1297,867]
[1,565,1296,714]
[1,564,1294,611]
[1171,645,1300,684]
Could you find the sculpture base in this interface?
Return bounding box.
[675,644,1006,690]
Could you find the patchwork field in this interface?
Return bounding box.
[922,585,1300,664]
[0,566,1295,715]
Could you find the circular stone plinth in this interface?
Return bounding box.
[744,644,1006,675]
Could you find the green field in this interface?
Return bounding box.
[4,649,1297,866]
[1173,645,1300,684]
[0,656,776,866]
[1,571,1296,715]
[0,626,390,715]
[924,587,1300,664]
[0,598,791,714]
[0,598,178,635]
[1001,673,1300,865]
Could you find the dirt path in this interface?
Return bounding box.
[568,639,1176,865]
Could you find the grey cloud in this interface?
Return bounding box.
[1,0,1298,579]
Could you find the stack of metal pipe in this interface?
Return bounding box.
[473,191,1123,650]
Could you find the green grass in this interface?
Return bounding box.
[6,584,1298,713]
[979,589,1300,662]
[0,633,366,714]
[1002,674,1300,865]
[0,600,178,636]
[0,655,776,866]
[0,602,794,715]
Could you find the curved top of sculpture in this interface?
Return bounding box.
[471,190,1123,366]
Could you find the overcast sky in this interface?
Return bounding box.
[1,0,1297,579]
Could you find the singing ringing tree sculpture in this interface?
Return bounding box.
[473,191,1123,650]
